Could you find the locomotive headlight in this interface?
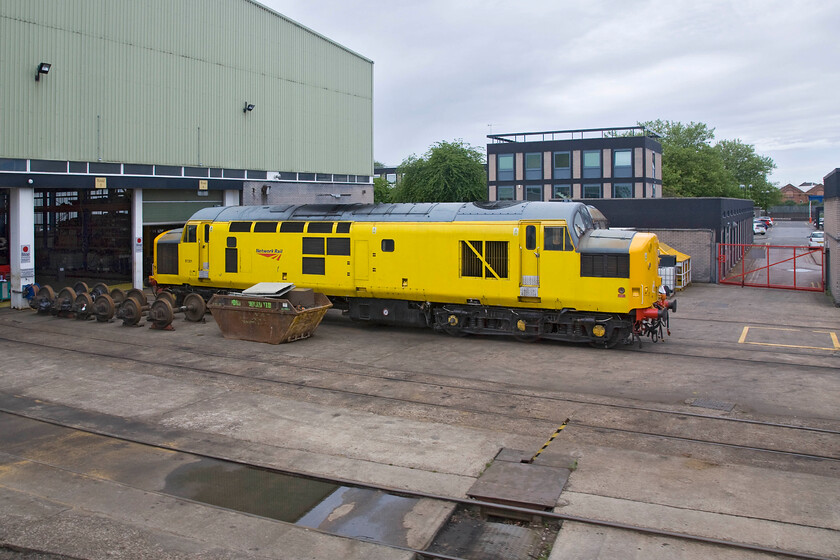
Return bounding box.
[592,325,606,337]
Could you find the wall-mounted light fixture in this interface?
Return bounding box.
[243,102,255,113]
[35,62,51,81]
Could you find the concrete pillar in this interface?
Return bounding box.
[131,188,143,289]
[9,187,35,309]
[223,189,240,207]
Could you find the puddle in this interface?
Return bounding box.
[163,457,423,546]
[164,457,339,523]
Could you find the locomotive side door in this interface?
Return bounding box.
[519,222,540,299]
[198,222,211,280]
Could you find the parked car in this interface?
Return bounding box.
[756,216,774,228]
[753,221,767,235]
[808,231,825,247]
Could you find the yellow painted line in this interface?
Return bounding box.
[743,341,837,351]
[746,326,803,332]
[737,325,840,351]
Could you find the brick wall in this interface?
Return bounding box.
[826,197,839,305]
[642,228,716,283]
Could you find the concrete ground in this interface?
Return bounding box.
[0,276,838,559]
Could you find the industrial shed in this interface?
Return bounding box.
[0,0,373,308]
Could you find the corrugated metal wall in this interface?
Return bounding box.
[0,0,373,175]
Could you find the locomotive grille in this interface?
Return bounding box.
[580,253,630,278]
[461,240,508,279]
[157,244,178,275]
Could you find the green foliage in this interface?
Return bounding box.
[391,140,487,203]
[641,120,779,209]
[373,175,393,203]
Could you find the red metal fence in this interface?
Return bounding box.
[718,243,824,291]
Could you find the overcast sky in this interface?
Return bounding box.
[266,0,840,187]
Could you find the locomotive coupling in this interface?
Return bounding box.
[635,307,668,321]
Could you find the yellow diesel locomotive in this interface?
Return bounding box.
[151,201,675,346]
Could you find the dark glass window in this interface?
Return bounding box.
[525,185,542,201]
[582,151,601,179]
[525,225,537,250]
[226,236,236,248]
[553,184,571,199]
[525,153,542,180]
[553,152,571,179]
[279,222,305,233]
[336,222,351,234]
[583,184,602,198]
[307,222,334,233]
[497,186,514,200]
[229,222,252,233]
[545,227,573,251]
[204,224,210,242]
[381,239,395,252]
[497,154,514,181]
[613,183,633,198]
[254,222,278,233]
[613,150,632,178]
[184,225,197,243]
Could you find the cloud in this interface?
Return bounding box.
[263,0,840,180]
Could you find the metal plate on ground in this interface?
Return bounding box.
[242,282,295,296]
[690,398,736,412]
[467,454,570,510]
[428,518,541,560]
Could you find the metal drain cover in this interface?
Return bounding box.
[691,398,735,412]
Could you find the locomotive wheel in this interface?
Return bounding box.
[92,293,115,322]
[33,284,55,313]
[588,329,622,349]
[91,282,110,297]
[53,287,76,315]
[74,292,94,319]
[156,290,176,307]
[513,331,540,343]
[148,298,175,329]
[183,293,206,322]
[73,281,89,295]
[110,288,126,304]
[120,295,144,326]
[126,288,148,306]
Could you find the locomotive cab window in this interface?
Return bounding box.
[545,227,573,251]
[525,225,537,250]
[183,224,197,243]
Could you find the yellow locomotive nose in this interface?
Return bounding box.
[592,325,606,338]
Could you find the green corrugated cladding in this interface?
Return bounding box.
[0,0,373,175]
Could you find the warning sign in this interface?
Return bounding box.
[21,244,31,264]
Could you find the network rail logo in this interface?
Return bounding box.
[257,249,283,261]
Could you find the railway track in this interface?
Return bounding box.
[0,410,834,560]
[0,317,838,466]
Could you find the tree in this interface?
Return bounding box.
[373,175,393,203]
[641,120,740,198]
[391,140,487,203]
[714,139,780,210]
[641,120,778,207]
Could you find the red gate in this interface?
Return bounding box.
[718,243,824,291]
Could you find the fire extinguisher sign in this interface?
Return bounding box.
[21,244,31,264]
